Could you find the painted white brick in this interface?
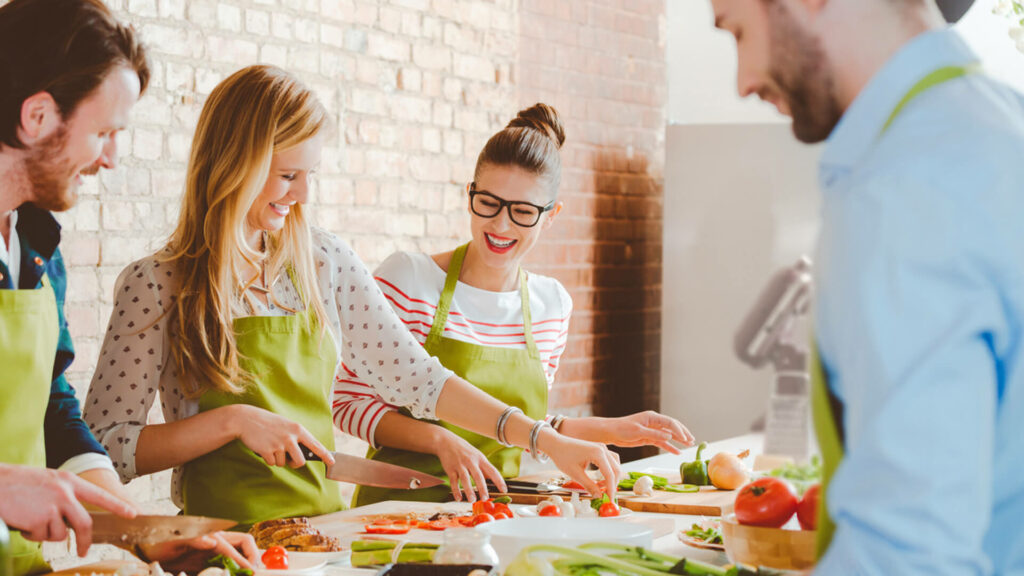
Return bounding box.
[443,129,463,156]
[366,32,410,62]
[132,128,163,160]
[422,128,441,153]
[397,67,422,92]
[217,3,242,32]
[206,36,258,64]
[245,9,270,35]
[412,44,449,70]
[159,0,186,19]
[321,23,344,48]
[271,11,294,39]
[453,53,495,83]
[128,0,158,17]
[101,200,134,232]
[260,44,289,68]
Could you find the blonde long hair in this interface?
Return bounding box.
[161,65,329,397]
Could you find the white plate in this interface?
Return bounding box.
[477,517,652,569]
[512,504,632,519]
[254,549,350,575]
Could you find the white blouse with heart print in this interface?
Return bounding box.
[83,227,453,508]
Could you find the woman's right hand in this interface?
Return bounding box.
[228,405,335,468]
[433,429,506,503]
[540,432,622,499]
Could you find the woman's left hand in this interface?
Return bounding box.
[579,411,695,454]
[137,531,259,573]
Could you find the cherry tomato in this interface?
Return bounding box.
[598,502,620,517]
[538,504,561,517]
[734,477,798,528]
[471,513,495,526]
[474,499,498,515]
[796,484,820,530]
[261,548,289,570]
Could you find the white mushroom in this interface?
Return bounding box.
[633,475,655,497]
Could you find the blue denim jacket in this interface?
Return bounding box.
[0,203,107,467]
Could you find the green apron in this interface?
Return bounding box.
[181,273,345,527]
[812,64,977,557]
[353,243,549,506]
[0,275,58,576]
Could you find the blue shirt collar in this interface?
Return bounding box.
[819,28,981,177]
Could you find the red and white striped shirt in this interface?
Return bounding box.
[332,251,572,447]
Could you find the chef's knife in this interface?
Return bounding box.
[304,449,446,490]
[89,513,236,548]
[485,480,577,494]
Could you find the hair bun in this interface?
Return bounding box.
[507,103,565,149]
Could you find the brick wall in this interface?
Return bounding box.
[1,0,665,565]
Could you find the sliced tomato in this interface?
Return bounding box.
[598,502,621,517]
[538,504,561,517]
[364,523,412,535]
[562,480,586,491]
[457,515,477,526]
[492,502,513,518]
[471,513,495,527]
[492,511,510,520]
[264,546,287,557]
[371,518,394,525]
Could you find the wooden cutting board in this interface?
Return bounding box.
[495,471,737,517]
[49,560,147,575]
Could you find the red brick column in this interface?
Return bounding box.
[517,0,667,460]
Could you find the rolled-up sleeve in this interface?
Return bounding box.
[84,260,167,483]
[322,234,452,420]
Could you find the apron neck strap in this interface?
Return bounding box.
[427,243,539,358]
[880,63,979,135]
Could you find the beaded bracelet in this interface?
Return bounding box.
[496,406,523,447]
[528,420,551,463]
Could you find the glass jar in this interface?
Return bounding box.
[432,527,499,569]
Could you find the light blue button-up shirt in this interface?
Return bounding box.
[814,28,1024,575]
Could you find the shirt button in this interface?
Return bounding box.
[33,256,44,266]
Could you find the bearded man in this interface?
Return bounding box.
[0,2,258,574]
[709,0,1024,573]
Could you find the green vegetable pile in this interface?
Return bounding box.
[206,554,253,576]
[683,523,722,546]
[350,540,439,566]
[506,542,781,575]
[766,456,821,495]
[618,472,699,494]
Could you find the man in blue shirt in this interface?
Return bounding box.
[0,1,255,573]
[709,0,1024,573]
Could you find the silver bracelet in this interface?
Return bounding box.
[496,406,523,447]
[529,420,551,463]
[549,414,567,432]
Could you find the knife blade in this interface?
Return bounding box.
[89,513,237,548]
[486,480,576,494]
[304,449,446,490]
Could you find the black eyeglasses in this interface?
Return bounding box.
[468,183,556,228]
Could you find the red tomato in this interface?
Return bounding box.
[261,548,289,570]
[371,518,394,525]
[457,515,477,527]
[492,511,510,520]
[364,523,412,534]
[734,477,798,528]
[797,484,820,530]
[492,502,513,518]
[562,480,586,491]
[538,504,561,517]
[471,513,495,526]
[598,502,620,517]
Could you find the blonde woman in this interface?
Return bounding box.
[83,66,620,525]
[336,104,694,506]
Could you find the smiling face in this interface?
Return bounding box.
[246,133,323,239]
[23,66,140,211]
[468,164,561,276]
[711,0,841,143]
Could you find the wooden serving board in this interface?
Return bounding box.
[496,471,737,517]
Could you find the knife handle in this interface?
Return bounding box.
[303,448,324,463]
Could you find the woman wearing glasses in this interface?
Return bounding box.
[337,104,694,506]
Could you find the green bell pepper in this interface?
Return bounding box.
[680,442,710,486]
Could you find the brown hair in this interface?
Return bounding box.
[0,0,150,149]
[474,103,565,196]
